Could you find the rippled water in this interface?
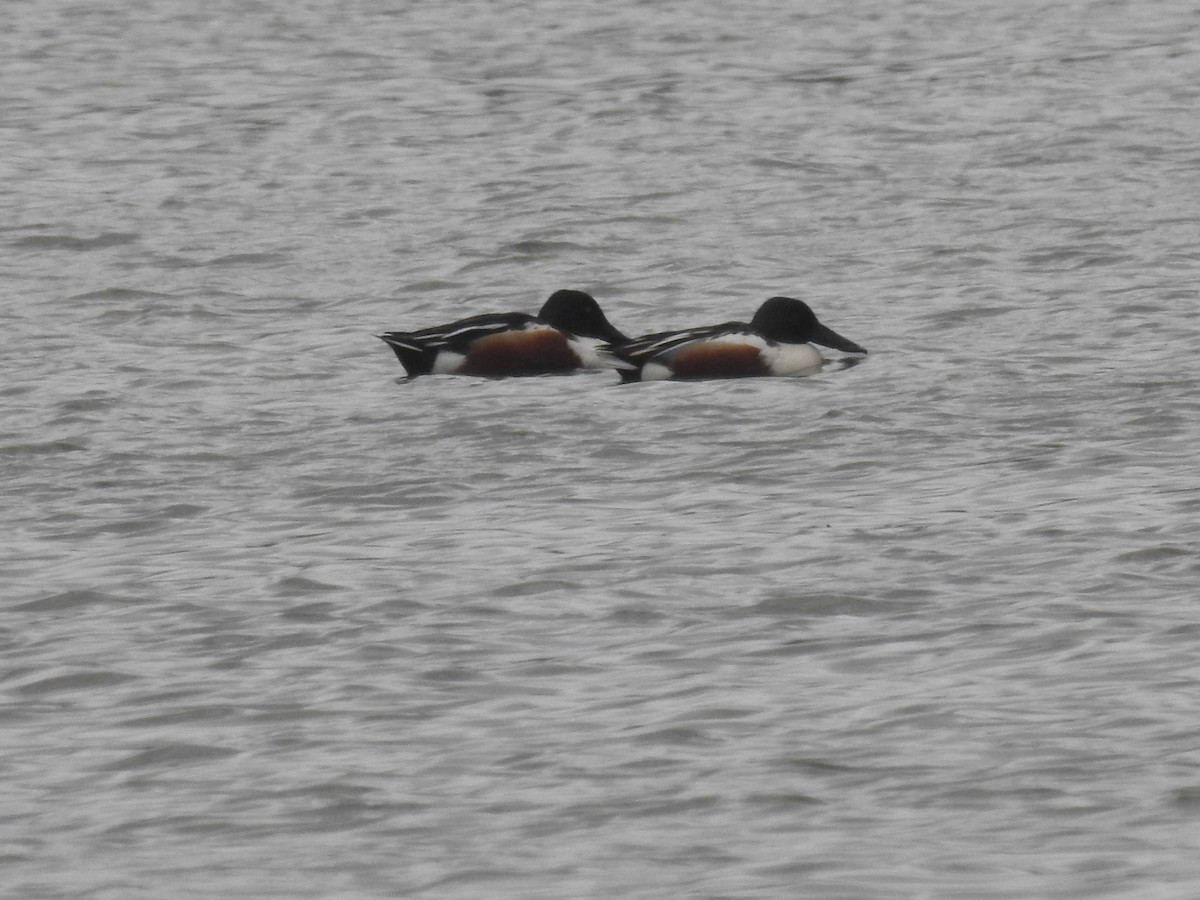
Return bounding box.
[5,0,1200,897]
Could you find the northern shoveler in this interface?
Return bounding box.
[606,296,867,382]
[378,289,632,378]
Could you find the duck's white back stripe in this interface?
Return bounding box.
[622,327,745,359]
[380,335,425,352]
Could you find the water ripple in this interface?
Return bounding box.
[5,0,1200,897]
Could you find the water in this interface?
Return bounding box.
[4,0,1200,897]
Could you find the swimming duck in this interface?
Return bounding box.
[378,289,632,378]
[606,296,867,382]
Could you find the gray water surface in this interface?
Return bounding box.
[4,1,1200,897]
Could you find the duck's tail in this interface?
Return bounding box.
[377,333,435,378]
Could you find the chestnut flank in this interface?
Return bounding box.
[669,343,766,378]
[463,329,579,375]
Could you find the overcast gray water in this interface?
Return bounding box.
[5,1,1200,897]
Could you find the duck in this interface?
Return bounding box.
[378,289,632,378]
[606,296,867,382]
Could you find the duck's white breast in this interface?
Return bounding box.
[764,343,825,375]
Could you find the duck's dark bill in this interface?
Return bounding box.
[811,324,867,355]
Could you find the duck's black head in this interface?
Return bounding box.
[538,289,630,343]
[751,296,866,354]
